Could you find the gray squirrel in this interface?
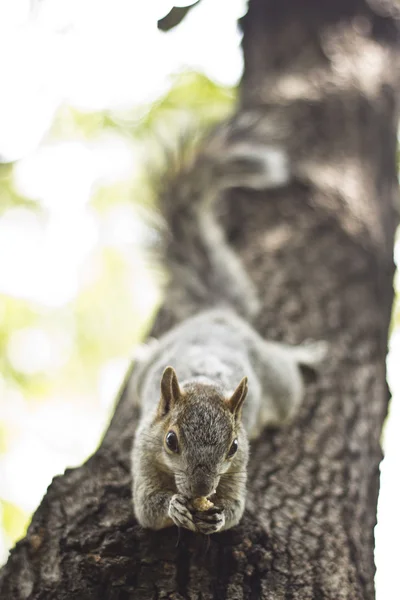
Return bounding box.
[130,119,326,534]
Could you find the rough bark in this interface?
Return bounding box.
[1,0,400,598]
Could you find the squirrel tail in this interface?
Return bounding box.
[289,341,328,370]
[155,120,290,320]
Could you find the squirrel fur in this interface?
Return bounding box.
[130,119,326,534]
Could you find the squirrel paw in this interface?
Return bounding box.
[193,506,225,535]
[168,494,196,532]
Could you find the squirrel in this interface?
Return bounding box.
[130,117,326,535]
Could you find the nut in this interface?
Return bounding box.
[192,497,214,511]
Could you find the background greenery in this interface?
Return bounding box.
[0,71,235,560]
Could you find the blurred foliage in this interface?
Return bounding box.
[0,500,29,546]
[0,296,41,388]
[393,274,400,331]
[109,71,235,136]
[0,71,235,561]
[0,164,40,216]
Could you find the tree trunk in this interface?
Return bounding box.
[1,1,399,598]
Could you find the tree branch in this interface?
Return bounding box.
[157,2,201,32]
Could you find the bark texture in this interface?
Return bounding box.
[1,1,400,598]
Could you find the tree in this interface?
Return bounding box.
[1,0,399,598]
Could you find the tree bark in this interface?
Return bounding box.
[1,1,399,598]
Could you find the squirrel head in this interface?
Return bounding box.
[155,366,249,499]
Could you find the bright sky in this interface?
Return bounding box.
[0,2,398,598]
[0,0,245,162]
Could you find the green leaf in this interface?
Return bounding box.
[1,499,29,545]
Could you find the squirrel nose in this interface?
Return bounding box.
[191,465,215,497]
[192,480,213,497]
[190,468,215,498]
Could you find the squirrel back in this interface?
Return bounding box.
[130,307,327,534]
[155,118,290,321]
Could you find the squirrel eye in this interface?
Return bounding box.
[227,438,238,458]
[165,431,179,453]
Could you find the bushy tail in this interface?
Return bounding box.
[154,120,290,321]
[290,341,328,370]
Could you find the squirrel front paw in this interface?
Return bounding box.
[192,506,225,535]
[168,494,196,532]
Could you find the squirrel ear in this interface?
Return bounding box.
[158,366,181,417]
[226,377,248,419]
